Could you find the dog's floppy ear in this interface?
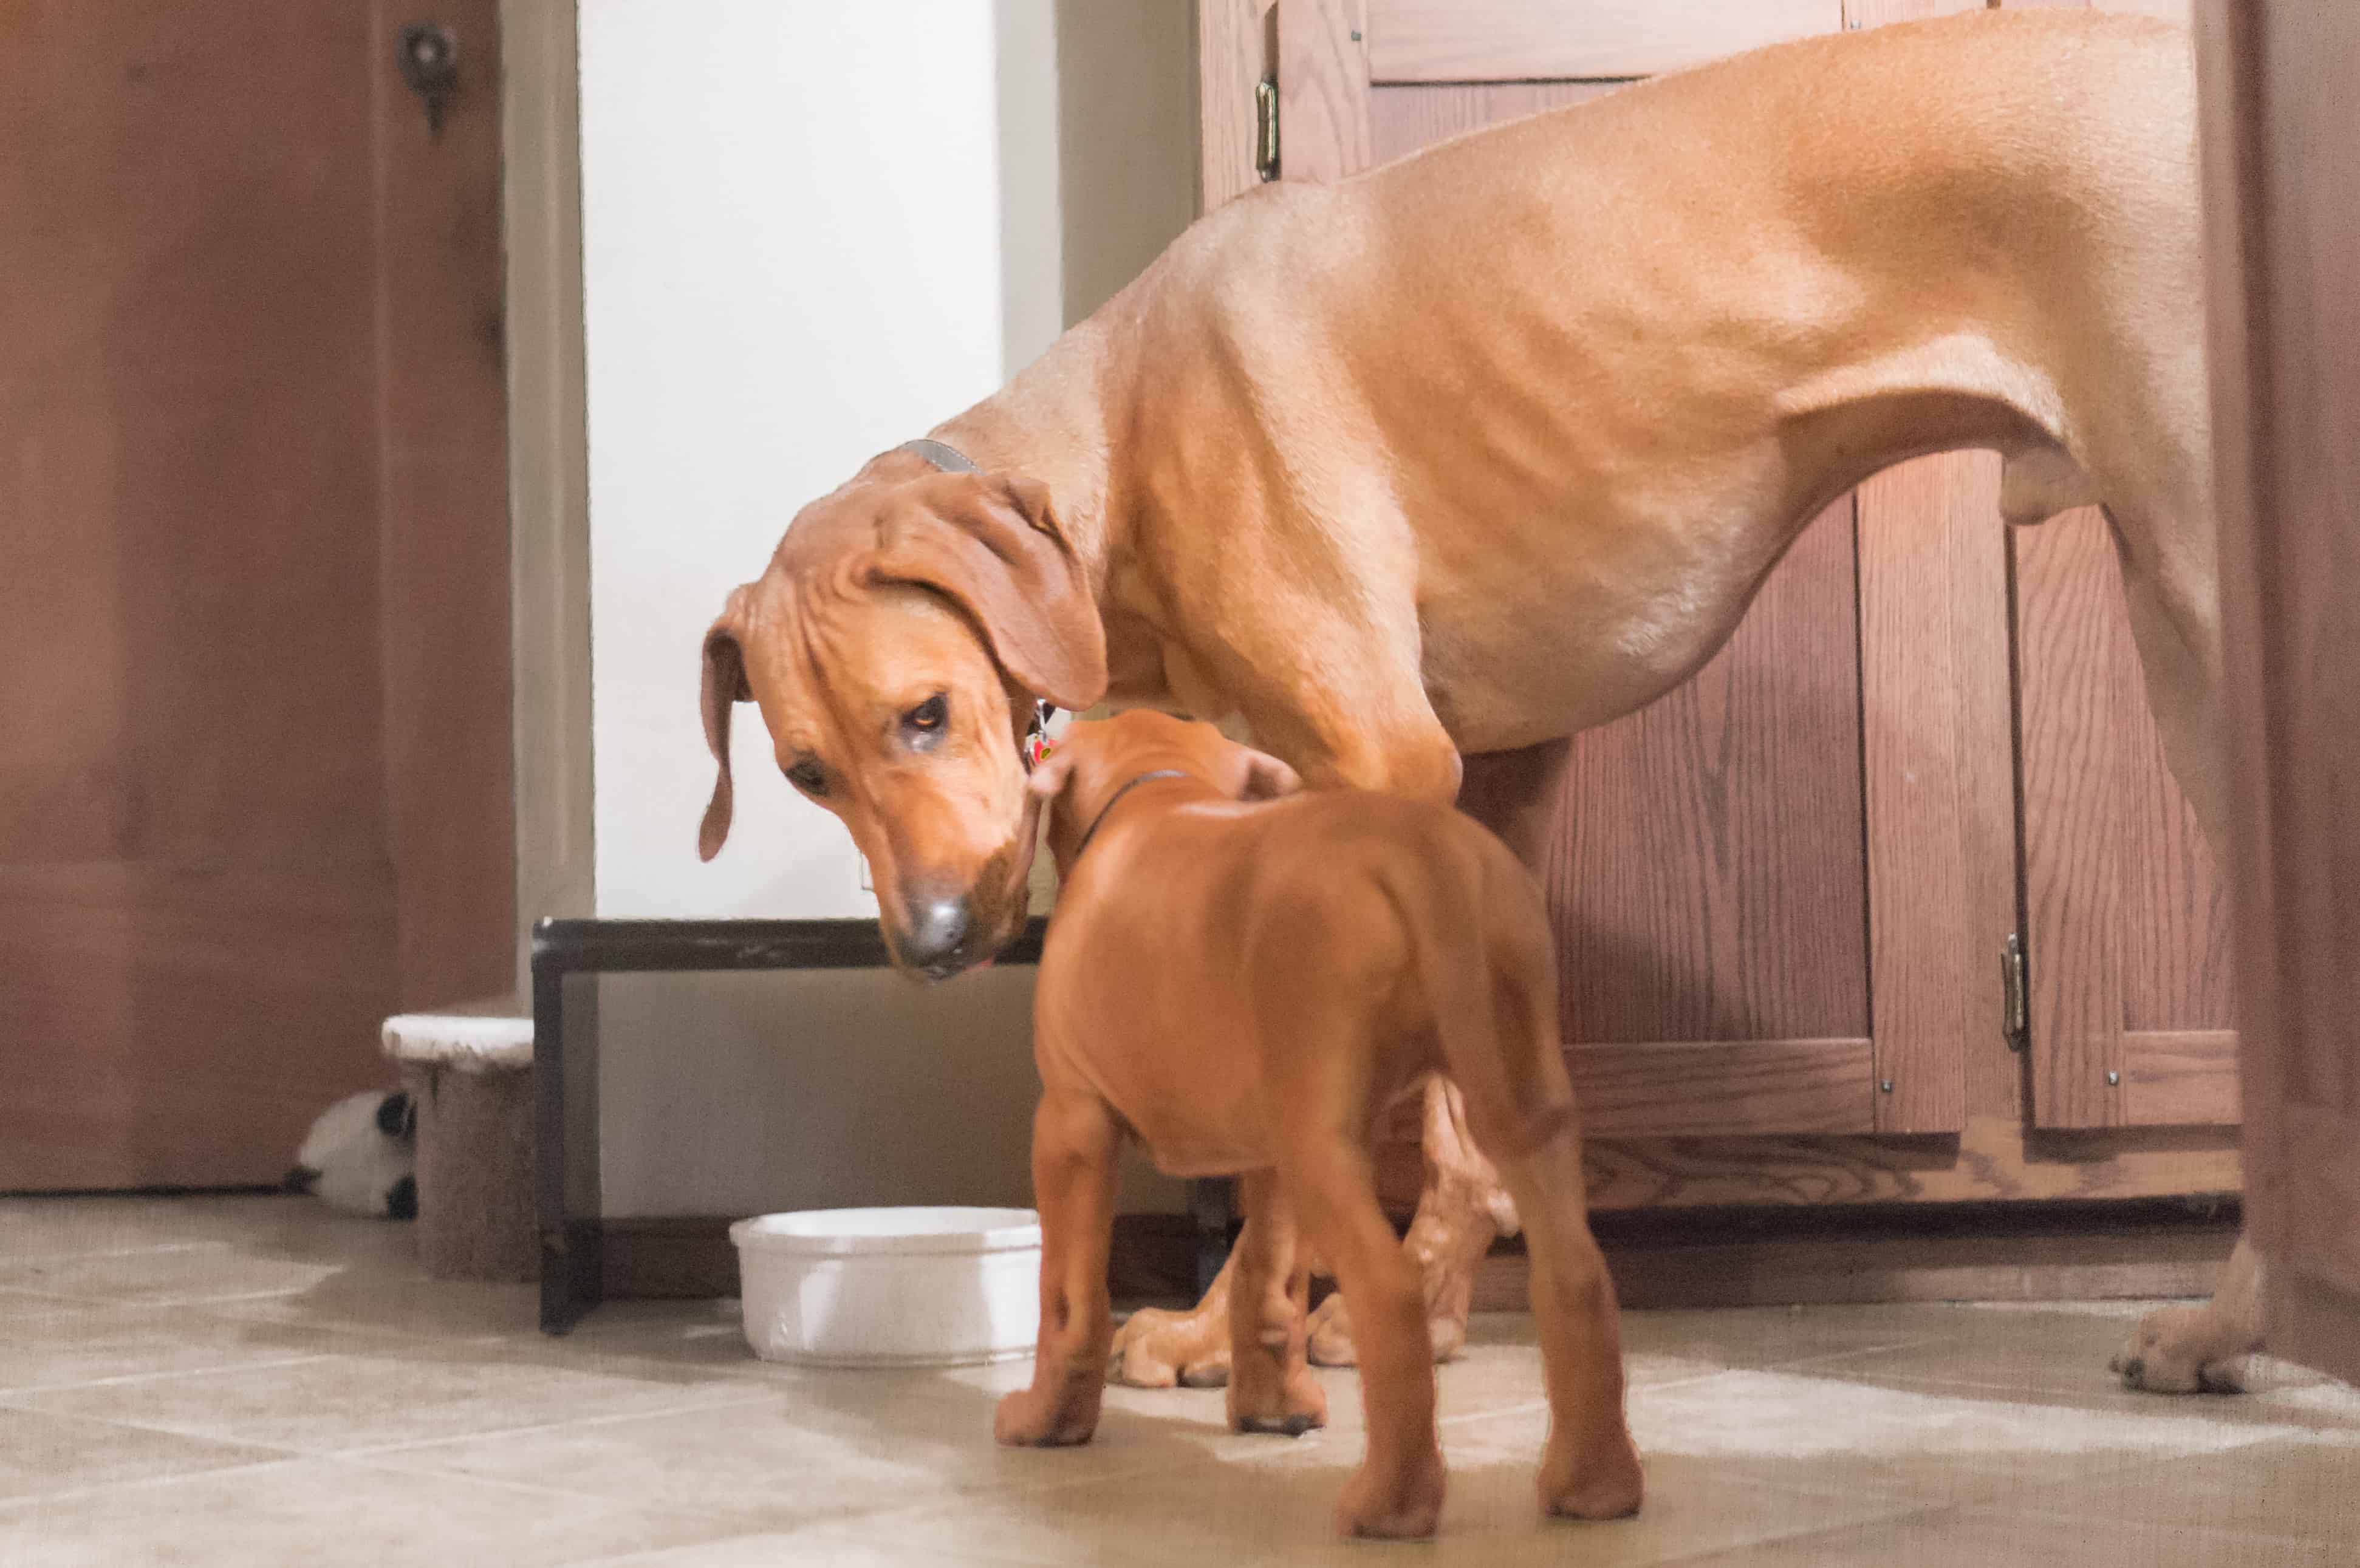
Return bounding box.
[698,597,753,861]
[1233,747,1302,802]
[866,476,1107,712]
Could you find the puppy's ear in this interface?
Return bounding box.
[698,593,753,861]
[867,476,1108,712]
[1234,747,1302,802]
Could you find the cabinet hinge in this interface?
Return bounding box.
[1256,77,1280,181]
[2002,932,2028,1051]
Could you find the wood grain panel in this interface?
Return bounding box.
[1276,0,1370,183]
[2122,1031,2240,1127]
[1366,0,1844,84]
[0,863,397,1189]
[1375,1117,2240,1214]
[1859,456,1976,1133]
[1472,1215,2235,1310]
[2120,644,2234,1033]
[1550,501,1869,1046]
[2015,507,2127,1127]
[1568,1040,1874,1136]
[2016,500,2237,1126]
[1368,81,1626,168]
[1198,0,1278,208]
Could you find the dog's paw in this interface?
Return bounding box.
[2110,1306,2246,1396]
[1304,1294,1465,1368]
[1305,1292,1357,1367]
[1109,1304,1231,1389]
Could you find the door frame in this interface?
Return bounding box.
[500,0,597,993]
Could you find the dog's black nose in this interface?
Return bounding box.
[901,896,971,975]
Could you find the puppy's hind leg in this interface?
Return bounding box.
[1465,896,1641,1521]
[1491,1111,1643,1521]
[1285,1139,1448,1541]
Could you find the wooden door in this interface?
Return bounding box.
[2006,0,2239,1134]
[1264,0,1969,1142]
[0,2,513,1189]
[2198,0,2360,1386]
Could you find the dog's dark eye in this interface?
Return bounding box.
[785,760,829,797]
[901,694,948,749]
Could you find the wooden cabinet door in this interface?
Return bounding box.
[2199,0,2360,1386]
[0,2,514,1188]
[2007,0,2240,1131]
[1259,0,1980,1140]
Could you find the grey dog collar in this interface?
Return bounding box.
[898,437,979,474]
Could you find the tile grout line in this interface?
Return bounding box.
[332,1386,787,1460]
[0,1352,343,1402]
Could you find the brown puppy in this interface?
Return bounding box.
[699,10,2237,1390]
[997,712,1642,1541]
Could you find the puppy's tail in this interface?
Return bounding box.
[1395,838,1573,1171]
[1397,848,1518,1151]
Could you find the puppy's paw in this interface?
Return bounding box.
[1539,1431,1644,1522]
[1109,1304,1230,1389]
[1334,1445,1447,1541]
[993,1386,1098,1448]
[1228,1365,1328,1437]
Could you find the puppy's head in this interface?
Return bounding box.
[699,455,1106,980]
[1027,711,1302,882]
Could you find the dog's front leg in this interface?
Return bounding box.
[1310,1075,1514,1366]
[997,1092,1120,1447]
[2113,1233,2265,1394]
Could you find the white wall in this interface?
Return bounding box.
[576,0,1194,1218]
[581,1,1013,921]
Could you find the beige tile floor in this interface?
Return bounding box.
[1,1197,2353,1567]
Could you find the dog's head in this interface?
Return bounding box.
[699,458,1107,979]
[1026,711,1302,882]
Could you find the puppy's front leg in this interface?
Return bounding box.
[997,1092,1120,1447]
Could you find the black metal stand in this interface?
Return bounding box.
[529,915,1234,1335]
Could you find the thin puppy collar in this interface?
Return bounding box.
[898,437,978,474]
[898,438,1055,770]
[1070,769,1189,864]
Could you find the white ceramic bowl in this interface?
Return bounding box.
[729,1207,1042,1367]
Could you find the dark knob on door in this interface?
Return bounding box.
[397,22,459,138]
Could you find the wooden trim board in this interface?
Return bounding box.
[1364,0,1844,84]
[603,1199,2237,1312]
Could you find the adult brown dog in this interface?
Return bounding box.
[699,10,2253,1393]
[999,711,1642,1539]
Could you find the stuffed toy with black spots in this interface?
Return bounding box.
[286,1089,417,1219]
